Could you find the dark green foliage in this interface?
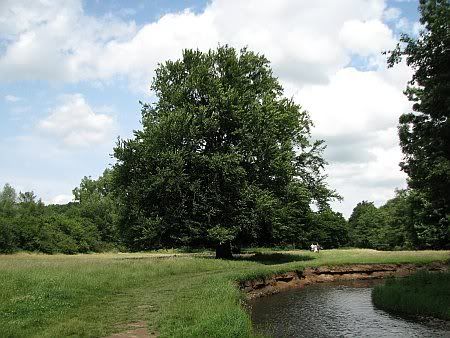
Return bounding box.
[311,208,349,249]
[34,215,100,254]
[377,189,440,249]
[73,169,120,243]
[348,192,415,250]
[0,183,16,218]
[349,188,448,250]
[112,46,338,254]
[378,189,413,249]
[372,271,450,320]
[386,0,450,249]
[0,220,16,253]
[348,201,386,249]
[0,181,118,254]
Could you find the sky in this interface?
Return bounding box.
[0,0,422,216]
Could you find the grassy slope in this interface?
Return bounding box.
[372,270,450,320]
[0,249,448,337]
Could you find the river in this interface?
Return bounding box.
[249,279,450,337]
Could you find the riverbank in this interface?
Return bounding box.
[240,262,448,299]
[0,249,449,337]
[372,270,450,321]
[249,278,450,337]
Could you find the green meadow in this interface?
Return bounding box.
[1,249,448,337]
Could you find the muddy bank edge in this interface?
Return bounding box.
[240,262,448,299]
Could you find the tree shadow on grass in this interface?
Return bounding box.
[235,252,315,265]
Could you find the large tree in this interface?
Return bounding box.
[113,46,337,257]
[386,0,450,248]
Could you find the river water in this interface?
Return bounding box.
[249,279,450,338]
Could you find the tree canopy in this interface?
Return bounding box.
[386,0,450,248]
[112,46,338,257]
[0,184,95,254]
[73,169,119,243]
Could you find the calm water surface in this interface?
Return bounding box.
[250,279,450,338]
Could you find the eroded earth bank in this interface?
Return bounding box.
[240,262,448,299]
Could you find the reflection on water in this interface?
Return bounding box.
[249,279,450,338]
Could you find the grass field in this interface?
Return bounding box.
[372,270,450,320]
[0,249,448,337]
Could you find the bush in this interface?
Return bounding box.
[0,218,17,253]
[36,215,101,254]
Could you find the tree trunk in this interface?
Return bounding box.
[215,241,233,259]
[232,244,241,254]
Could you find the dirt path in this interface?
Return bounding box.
[106,321,158,338]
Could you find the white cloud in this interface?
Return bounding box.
[37,94,115,147]
[95,0,389,90]
[300,67,410,139]
[339,19,396,56]
[49,194,73,205]
[1,0,416,216]
[0,0,390,90]
[4,94,21,102]
[297,62,411,216]
[328,145,407,216]
[0,0,136,82]
[383,7,401,21]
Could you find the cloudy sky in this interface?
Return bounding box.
[0,0,421,216]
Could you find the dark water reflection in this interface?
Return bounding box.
[249,279,450,338]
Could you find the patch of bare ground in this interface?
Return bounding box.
[106,321,158,338]
[241,262,448,299]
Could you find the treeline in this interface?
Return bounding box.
[348,189,449,250]
[0,175,350,254]
[0,171,119,254]
[1,177,448,254]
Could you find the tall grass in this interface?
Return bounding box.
[372,270,450,320]
[0,249,448,337]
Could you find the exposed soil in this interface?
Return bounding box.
[240,262,448,299]
[106,321,158,338]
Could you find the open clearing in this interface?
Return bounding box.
[0,249,448,337]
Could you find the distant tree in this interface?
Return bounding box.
[348,201,386,249]
[0,183,17,217]
[113,46,338,257]
[73,169,119,244]
[0,183,105,254]
[17,191,45,217]
[0,218,16,253]
[0,184,17,253]
[386,0,450,248]
[311,208,349,249]
[378,189,412,249]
